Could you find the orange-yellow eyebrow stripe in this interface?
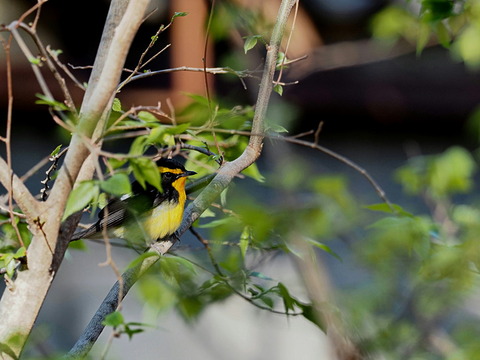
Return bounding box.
[158,167,184,174]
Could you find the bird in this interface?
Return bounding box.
[70,158,196,245]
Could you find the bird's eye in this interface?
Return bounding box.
[162,172,174,181]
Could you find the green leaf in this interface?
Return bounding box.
[50,144,63,157]
[306,238,342,262]
[100,173,132,197]
[416,22,431,55]
[130,157,161,191]
[13,247,26,259]
[35,94,69,111]
[172,11,188,21]
[125,251,159,271]
[243,35,263,54]
[452,24,480,67]
[108,157,128,170]
[242,163,265,182]
[364,203,413,217]
[124,326,144,340]
[112,98,122,112]
[436,21,451,48]
[103,311,124,327]
[129,135,150,156]
[137,111,159,123]
[299,303,325,331]
[147,127,169,146]
[63,181,99,220]
[239,226,250,259]
[273,84,283,96]
[29,57,41,65]
[277,282,295,313]
[197,216,238,229]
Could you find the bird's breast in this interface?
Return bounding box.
[142,199,185,241]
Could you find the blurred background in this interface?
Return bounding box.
[2,0,480,359]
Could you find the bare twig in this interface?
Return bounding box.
[283,135,394,210]
[16,22,78,114]
[2,32,24,247]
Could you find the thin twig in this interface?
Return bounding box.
[47,45,86,91]
[2,32,24,248]
[283,135,395,210]
[16,22,78,115]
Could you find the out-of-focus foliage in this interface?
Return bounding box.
[371,0,480,66]
[340,145,480,358]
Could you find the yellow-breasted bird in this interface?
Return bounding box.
[70,158,196,244]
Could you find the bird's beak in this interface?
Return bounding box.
[180,170,197,177]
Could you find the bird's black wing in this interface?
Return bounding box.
[71,182,162,241]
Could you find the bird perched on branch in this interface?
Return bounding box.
[71,158,196,244]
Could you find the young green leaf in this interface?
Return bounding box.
[172,12,188,21]
[50,144,63,157]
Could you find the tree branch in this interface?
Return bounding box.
[0,1,151,359]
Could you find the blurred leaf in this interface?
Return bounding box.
[273,84,283,96]
[50,144,63,157]
[436,21,451,48]
[242,163,265,182]
[239,226,250,259]
[125,251,159,271]
[130,157,161,191]
[108,157,128,170]
[370,6,418,43]
[103,311,124,327]
[100,173,132,197]
[420,0,455,22]
[63,181,99,220]
[243,35,263,54]
[396,146,477,198]
[364,203,413,217]
[35,94,69,111]
[416,22,431,55]
[137,111,159,123]
[13,247,26,259]
[112,98,122,112]
[299,303,325,331]
[277,282,295,313]
[452,24,480,67]
[306,238,342,262]
[172,11,188,21]
[129,135,149,156]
